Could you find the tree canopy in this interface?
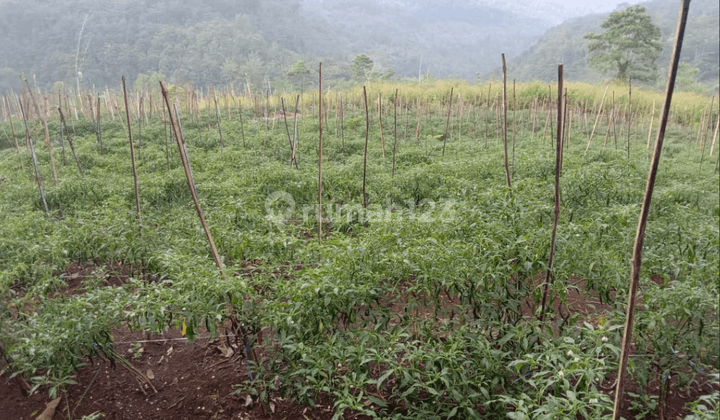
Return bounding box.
[351,54,374,82]
[584,5,662,83]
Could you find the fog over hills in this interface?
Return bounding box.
[0,0,716,93]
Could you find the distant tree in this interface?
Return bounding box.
[675,63,707,94]
[287,60,311,93]
[352,54,374,82]
[584,6,662,83]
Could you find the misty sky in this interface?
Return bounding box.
[479,0,648,24]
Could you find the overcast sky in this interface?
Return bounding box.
[484,0,648,24]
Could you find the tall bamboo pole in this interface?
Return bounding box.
[392,89,398,176]
[58,106,83,175]
[586,86,609,151]
[501,55,511,189]
[213,92,225,150]
[378,93,386,158]
[612,1,690,417]
[122,76,141,222]
[540,64,563,323]
[362,86,370,209]
[160,81,224,274]
[20,99,49,216]
[646,100,656,149]
[22,75,58,184]
[317,63,323,241]
[442,87,454,156]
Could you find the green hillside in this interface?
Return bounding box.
[507,0,719,93]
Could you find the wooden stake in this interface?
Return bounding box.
[392,89,398,176]
[362,86,370,209]
[586,86,609,151]
[22,75,58,184]
[540,64,563,323]
[442,86,453,156]
[122,77,141,223]
[612,1,690,417]
[317,64,323,241]
[160,81,224,274]
[378,93,386,158]
[19,98,49,215]
[501,55,511,189]
[213,92,224,150]
[58,106,83,175]
[646,100,656,149]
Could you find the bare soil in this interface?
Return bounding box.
[0,265,716,419]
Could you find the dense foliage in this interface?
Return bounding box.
[0,79,718,418]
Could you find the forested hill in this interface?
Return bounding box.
[0,0,550,93]
[505,0,719,92]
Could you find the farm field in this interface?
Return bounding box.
[0,80,718,419]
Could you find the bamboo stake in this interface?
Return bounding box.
[612,1,690,417]
[340,96,345,152]
[160,81,224,273]
[442,87,453,156]
[501,55,511,189]
[96,96,103,153]
[512,80,517,175]
[646,100,656,149]
[540,64,563,323]
[318,63,323,241]
[58,106,83,175]
[23,75,58,184]
[281,97,293,167]
[20,98,49,216]
[709,106,719,156]
[392,89,398,176]
[238,97,246,147]
[377,93,386,158]
[292,95,300,168]
[362,86,370,209]
[213,92,225,150]
[122,77,141,223]
[627,81,632,159]
[586,86,609,151]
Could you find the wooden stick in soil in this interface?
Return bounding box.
[122,76,141,222]
[442,86,454,156]
[281,97,296,168]
[378,93,386,158]
[96,96,103,154]
[19,98,49,216]
[586,86,609,151]
[292,95,300,169]
[627,81,632,159]
[393,89,398,176]
[238,97,246,147]
[340,96,345,152]
[22,75,58,184]
[362,86,370,209]
[213,92,225,150]
[318,63,323,241]
[160,81,224,273]
[501,54,512,189]
[161,87,170,170]
[512,80,516,176]
[709,106,719,156]
[58,106,83,175]
[4,96,23,171]
[539,64,563,323]
[612,1,690,417]
[646,100,656,149]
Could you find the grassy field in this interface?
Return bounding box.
[0,80,718,419]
